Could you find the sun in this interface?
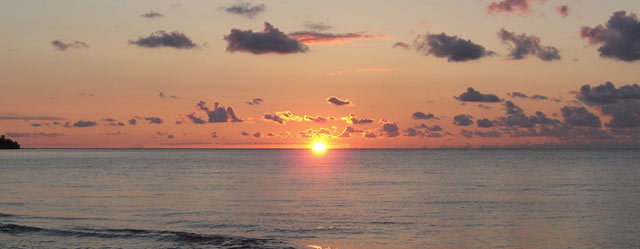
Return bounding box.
[312,142,327,152]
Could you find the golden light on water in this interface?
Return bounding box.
[312,142,327,153]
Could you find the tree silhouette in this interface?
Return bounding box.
[0,135,20,149]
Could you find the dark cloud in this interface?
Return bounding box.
[51,40,88,51]
[0,115,64,121]
[304,115,331,123]
[478,104,492,110]
[411,112,436,120]
[167,134,174,139]
[392,42,411,50]
[487,0,531,15]
[211,132,218,138]
[326,96,353,106]
[477,118,495,128]
[241,131,250,136]
[382,123,400,137]
[364,131,378,139]
[577,82,640,105]
[530,94,549,100]
[128,119,137,125]
[288,31,380,44]
[580,11,640,62]
[343,114,373,125]
[339,126,362,138]
[556,5,569,18]
[601,100,640,128]
[263,111,302,124]
[461,129,502,139]
[145,117,163,124]
[455,87,501,102]
[509,92,528,98]
[5,132,65,138]
[263,113,285,124]
[498,29,561,61]
[159,92,178,99]
[404,128,421,137]
[66,120,98,128]
[453,114,473,126]
[414,33,494,62]
[245,98,263,105]
[129,31,197,49]
[305,22,332,32]
[107,122,125,126]
[561,106,602,127]
[499,101,560,128]
[141,11,163,18]
[253,132,261,138]
[31,123,42,127]
[191,101,242,123]
[224,22,309,54]
[224,1,265,19]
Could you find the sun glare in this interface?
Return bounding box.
[312,142,327,152]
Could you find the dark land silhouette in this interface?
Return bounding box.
[0,135,20,149]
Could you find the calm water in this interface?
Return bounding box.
[1,149,639,249]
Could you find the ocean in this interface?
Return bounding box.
[1,149,639,248]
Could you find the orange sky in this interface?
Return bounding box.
[1,0,640,148]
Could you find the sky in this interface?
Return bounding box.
[1,0,640,148]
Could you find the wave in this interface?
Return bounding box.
[0,223,297,249]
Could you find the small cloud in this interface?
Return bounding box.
[556,5,569,18]
[326,96,353,106]
[455,87,502,102]
[211,132,218,138]
[66,120,98,128]
[304,22,332,32]
[411,112,436,120]
[453,114,473,126]
[381,122,400,137]
[129,31,198,49]
[487,0,535,15]
[145,117,163,124]
[342,114,374,125]
[477,118,495,128]
[189,101,242,124]
[0,115,64,121]
[159,92,178,99]
[561,106,602,128]
[392,42,411,50]
[288,31,383,44]
[245,98,263,105]
[224,1,265,19]
[168,134,175,139]
[5,132,65,138]
[51,40,88,51]
[498,28,561,61]
[224,22,308,54]
[141,11,163,18]
[128,119,137,125]
[414,33,495,62]
[263,111,302,124]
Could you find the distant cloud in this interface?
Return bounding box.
[364,131,378,139]
[51,40,88,51]
[141,11,163,18]
[342,114,373,125]
[477,118,495,128]
[381,123,400,137]
[66,120,98,128]
[305,22,332,32]
[252,132,261,138]
[487,0,534,15]
[129,31,197,49]
[576,82,640,128]
[509,92,528,98]
[460,129,502,139]
[167,134,174,139]
[245,98,263,105]
[128,119,137,125]
[411,112,436,120]
[263,111,304,124]
[224,1,265,19]
[190,101,242,124]
[414,33,495,62]
[326,96,353,106]
[455,87,501,102]
[392,42,411,50]
[338,126,363,138]
[159,92,178,99]
[241,131,250,136]
[556,5,569,18]
[499,101,559,128]
[581,11,640,62]
[5,132,65,138]
[225,22,308,54]
[0,115,64,121]
[498,28,560,61]
[145,117,163,124]
[453,114,473,126]
[561,106,602,127]
[288,31,382,44]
